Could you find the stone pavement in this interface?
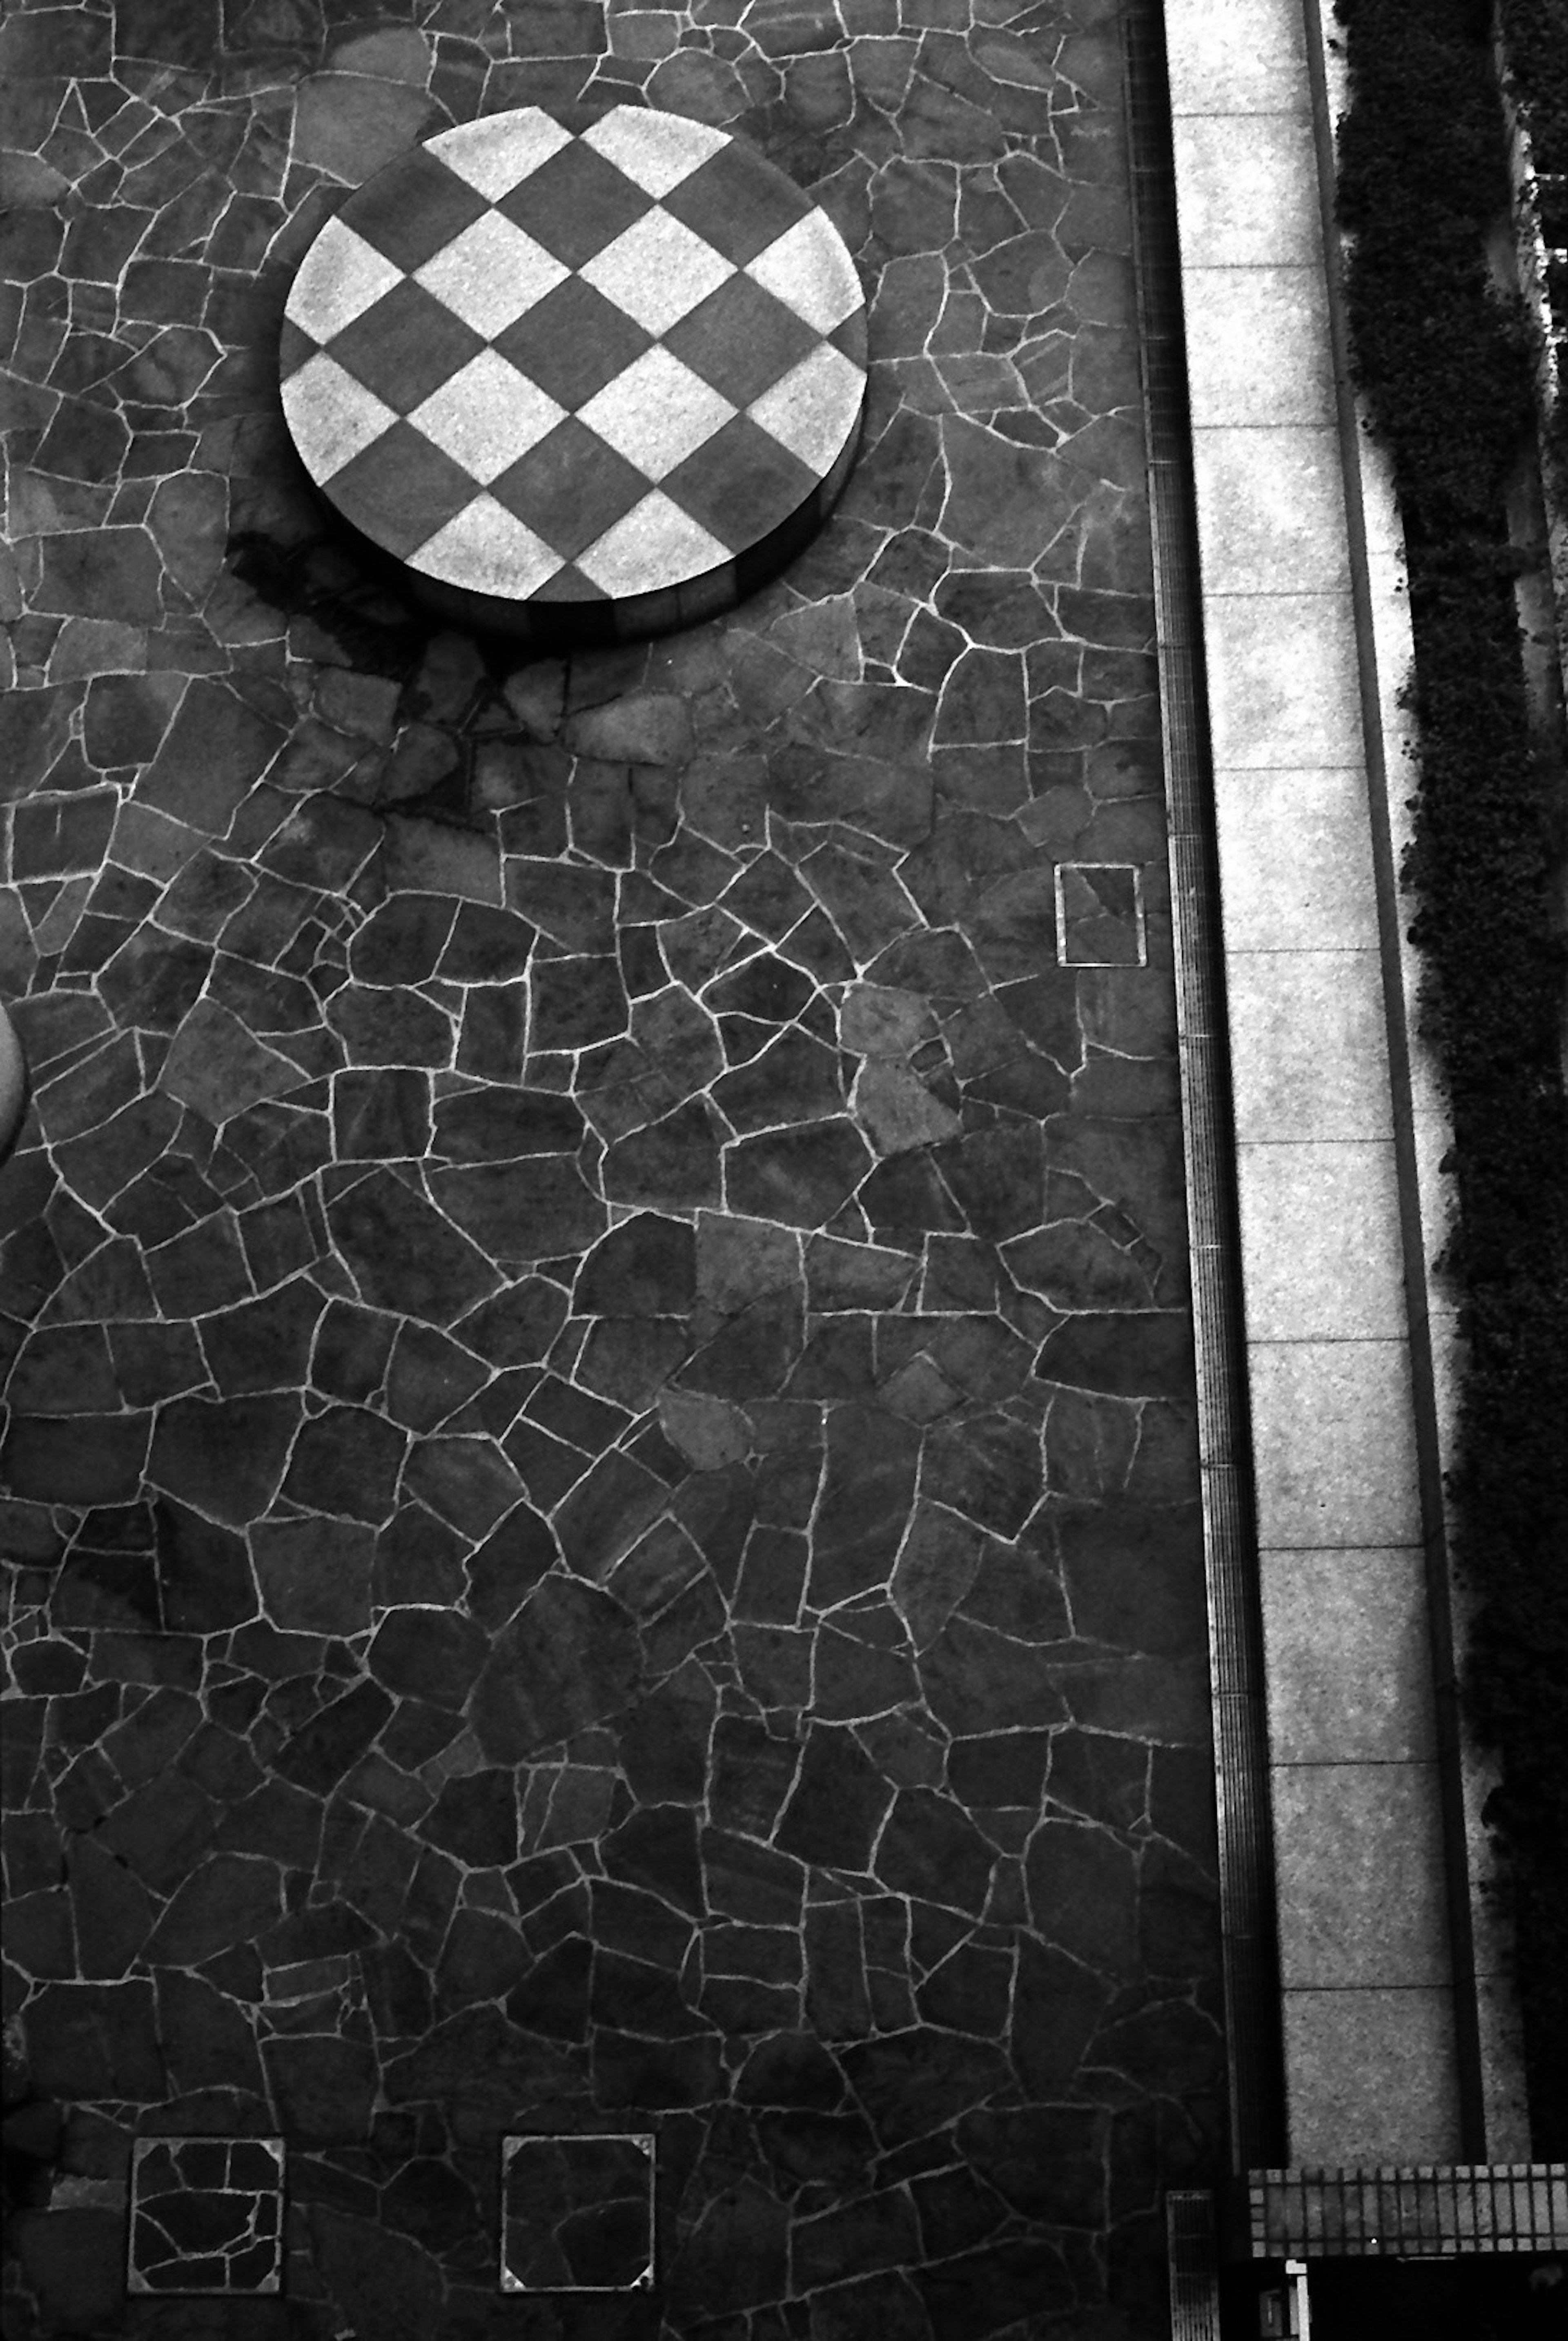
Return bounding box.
[0,4,1225,2336]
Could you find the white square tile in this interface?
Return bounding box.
[412,496,564,597]
[577,492,729,594]
[747,212,863,333]
[437,108,574,199]
[577,348,735,480]
[582,105,728,195]
[579,209,735,334]
[749,341,864,472]
[288,217,405,343]
[280,353,398,480]
[414,214,569,337]
[408,352,564,482]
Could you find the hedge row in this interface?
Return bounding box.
[1334,0,1568,2153]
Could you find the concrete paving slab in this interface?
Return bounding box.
[1202,589,1364,766]
[1172,116,1324,265]
[1273,1761,1453,1988]
[1235,1140,1405,1338]
[1249,1339,1421,1548]
[1260,1548,1438,1762]
[1225,950,1393,1140]
[1282,1987,1463,2164]
[1212,768,1383,951]
[1192,427,1350,592]
[1182,268,1337,425]
[1165,0,1312,117]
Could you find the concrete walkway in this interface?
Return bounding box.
[1163,0,1529,2165]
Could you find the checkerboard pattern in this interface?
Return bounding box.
[281,106,868,637]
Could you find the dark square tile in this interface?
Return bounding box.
[662,145,811,267]
[127,2136,285,2298]
[328,421,481,558]
[500,2133,654,2293]
[491,278,652,411]
[662,274,821,408]
[496,142,649,267]
[1055,862,1147,967]
[531,562,608,604]
[661,414,817,555]
[346,148,490,271]
[327,278,485,414]
[277,316,317,378]
[490,419,653,563]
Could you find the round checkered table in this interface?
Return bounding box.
[280,105,868,645]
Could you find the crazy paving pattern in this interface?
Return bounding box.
[282,103,868,640]
[1,4,1224,2338]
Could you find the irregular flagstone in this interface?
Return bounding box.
[326,1167,501,1323]
[158,999,304,1124]
[1,7,1223,2326]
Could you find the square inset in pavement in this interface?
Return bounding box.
[501,2133,654,2292]
[328,278,485,414]
[1055,864,1147,966]
[491,277,653,411]
[496,141,649,268]
[128,2136,285,2296]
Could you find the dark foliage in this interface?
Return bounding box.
[1336,0,1568,2152]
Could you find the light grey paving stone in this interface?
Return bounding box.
[1248,1339,1421,1548]
[1173,116,1324,266]
[1165,0,1312,116]
[1273,1761,1453,1989]
[1212,769,1383,951]
[1260,1548,1438,1762]
[1202,590,1363,767]
[1235,1140,1405,1339]
[1225,950,1392,1142]
[1192,427,1350,593]
[1183,268,1337,425]
[1282,1986,1463,2163]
